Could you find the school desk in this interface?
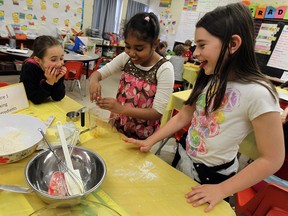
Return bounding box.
[0,96,235,216]
[0,48,33,60]
[183,63,199,88]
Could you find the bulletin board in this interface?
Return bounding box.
[0,0,83,39]
[175,0,241,43]
[255,20,288,79]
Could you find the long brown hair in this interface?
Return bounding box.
[185,3,277,114]
[31,35,62,59]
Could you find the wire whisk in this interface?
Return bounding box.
[38,128,85,196]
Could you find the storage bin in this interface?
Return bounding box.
[88,37,103,45]
[14,60,23,71]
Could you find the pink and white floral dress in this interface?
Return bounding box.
[112,58,167,139]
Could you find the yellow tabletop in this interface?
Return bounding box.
[0,96,235,216]
[183,63,199,86]
[161,90,259,160]
[161,89,192,127]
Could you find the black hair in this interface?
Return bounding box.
[156,41,168,55]
[185,2,277,114]
[124,12,160,45]
[32,35,62,59]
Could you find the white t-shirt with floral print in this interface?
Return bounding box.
[186,81,280,167]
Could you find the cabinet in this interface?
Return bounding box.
[0,53,19,75]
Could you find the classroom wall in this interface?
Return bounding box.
[83,0,288,50]
[149,0,185,50]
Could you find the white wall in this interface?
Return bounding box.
[149,0,185,50]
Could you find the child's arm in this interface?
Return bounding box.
[96,97,163,120]
[96,61,174,121]
[185,111,285,212]
[89,70,102,101]
[281,106,288,123]
[124,104,195,151]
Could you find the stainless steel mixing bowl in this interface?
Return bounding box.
[25,146,106,206]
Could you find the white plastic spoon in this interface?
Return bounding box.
[56,121,84,195]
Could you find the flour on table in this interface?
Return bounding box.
[113,160,158,182]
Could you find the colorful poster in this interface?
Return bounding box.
[268,25,288,71]
[183,0,198,11]
[159,0,172,8]
[159,8,176,34]
[0,0,83,38]
[255,23,279,55]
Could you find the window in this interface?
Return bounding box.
[91,0,123,35]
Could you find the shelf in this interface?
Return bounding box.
[0,70,19,75]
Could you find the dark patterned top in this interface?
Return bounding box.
[112,58,167,139]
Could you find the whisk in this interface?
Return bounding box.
[38,128,85,196]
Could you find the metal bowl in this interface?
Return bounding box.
[66,111,80,122]
[25,146,106,206]
[30,200,120,215]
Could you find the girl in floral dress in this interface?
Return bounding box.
[89,12,174,139]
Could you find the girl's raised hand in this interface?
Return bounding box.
[44,65,58,85]
[185,184,226,212]
[55,66,67,82]
[123,137,154,152]
[89,80,102,102]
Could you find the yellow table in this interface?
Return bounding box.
[183,63,199,88]
[161,89,192,127]
[161,90,259,160]
[0,96,235,216]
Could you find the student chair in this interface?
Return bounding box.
[64,61,84,100]
[173,83,184,92]
[235,183,288,216]
[0,82,9,87]
[155,109,190,155]
[82,57,103,78]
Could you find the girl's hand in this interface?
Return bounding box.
[185,184,226,212]
[96,97,124,114]
[44,65,58,85]
[89,72,102,101]
[55,66,67,82]
[123,137,154,152]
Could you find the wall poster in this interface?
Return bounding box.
[0,0,83,39]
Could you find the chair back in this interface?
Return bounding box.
[84,57,103,77]
[0,82,9,87]
[235,183,288,216]
[173,83,183,92]
[64,61,83,80]
[172,109,190,141]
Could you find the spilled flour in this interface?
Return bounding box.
[113,160,158,182]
